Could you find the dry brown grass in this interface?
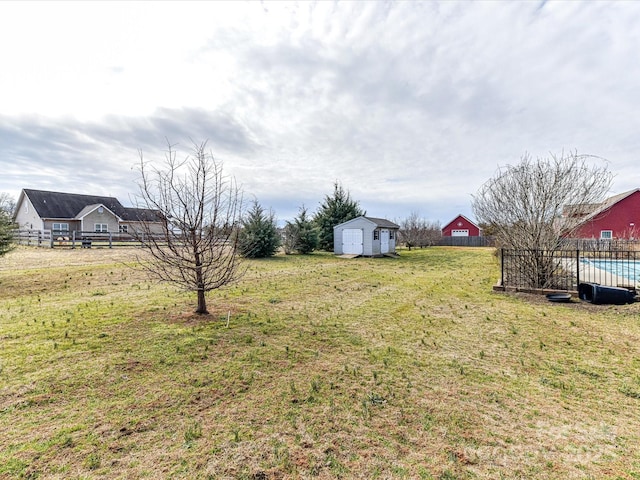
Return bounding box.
[1,246,640,479]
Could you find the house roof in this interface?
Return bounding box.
[21,189,161,222]
[575,188,640,225]
[441,214,479,231]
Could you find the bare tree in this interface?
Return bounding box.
[472,151,613,288]
[399,212,441,249]
[134,140,244,315]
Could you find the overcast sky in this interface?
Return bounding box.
[1,1,639,224]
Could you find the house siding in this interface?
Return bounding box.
[573,191,640,239]
[120,220,165,235]
[81,209,120,233]
[14,195,43,231]
[43,219,81,234]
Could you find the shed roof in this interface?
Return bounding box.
[334,216,400,229]
[364,216,400,229]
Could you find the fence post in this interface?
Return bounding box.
[49,230,54,248]
[109,232,113,248]
[576,249,580,288]
[501,248,505,289]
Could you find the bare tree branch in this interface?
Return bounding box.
[132,139,244,314]
[472,151,613,288]
[399,212,441,249]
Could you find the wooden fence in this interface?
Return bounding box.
[14,229,52,247]
[437,236,494,247]
[13,230,158,248]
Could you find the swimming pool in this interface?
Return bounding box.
[581,258,640,284]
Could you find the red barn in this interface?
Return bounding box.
[571,189,640,240]
[442,214,481,237]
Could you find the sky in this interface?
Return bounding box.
[1,1,639,225]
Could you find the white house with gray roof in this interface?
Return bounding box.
[14,189,163,236]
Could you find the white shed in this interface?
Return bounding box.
[333,216,400,256]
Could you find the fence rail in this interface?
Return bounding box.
[14,229,52,247]
[438,236,494,247]
[13,230,165,248]
[499,247,640,292]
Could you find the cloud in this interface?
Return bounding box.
[1,1,640,224]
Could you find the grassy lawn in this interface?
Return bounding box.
[1,246,640,479]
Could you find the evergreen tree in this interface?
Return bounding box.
[0,193,16,257]
[239,200,281,258]
[314,182,364,251]
[283,205,318,254]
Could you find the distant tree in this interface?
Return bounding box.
[477,222,498,237]
[239,200,281,258]
[281,223,297,255]
[314,182,365,251]
[283,205,318,254]
[472,151,613,288]
[399,212,441,249]
[0,193,16,256]
[134,140,244,315]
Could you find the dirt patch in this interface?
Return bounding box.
[165,306,243,326]
[505,290,640,313]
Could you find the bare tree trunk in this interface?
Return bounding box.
[196,286,207,314]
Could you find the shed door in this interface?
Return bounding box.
[452,229,469,237]
[380,229,390,253]
[343,229,363,255]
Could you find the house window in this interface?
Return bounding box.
[600,230,613,240]
[52,223,69,233]
[95,223,108,233]
[119,225,128,233]
[389,231,395,240]
[373,230,380,240]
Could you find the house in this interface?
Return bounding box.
[14,189,163,237]
[441,214,481,237]
[333,216,400,256]
[569,189,640,240]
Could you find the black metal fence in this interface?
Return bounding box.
[500,247,640,292]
